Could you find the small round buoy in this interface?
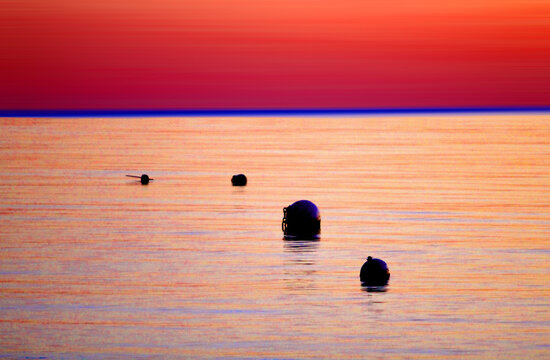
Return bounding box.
[140,174,150,185]
[360,256,390,286]
[282,200,321,239]
[231,174,247,186]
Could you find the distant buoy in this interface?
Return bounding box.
[282,200,321,239]
[126,174,154,185]
[231,174,247,186]
[140,174,150,185]
[360,256,390,286]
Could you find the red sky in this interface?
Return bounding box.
[1,0,549,110]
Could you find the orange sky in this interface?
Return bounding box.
[1,0,549,110]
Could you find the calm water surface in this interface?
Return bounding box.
[0,115,549,359]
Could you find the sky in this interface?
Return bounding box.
[0,0,549,111]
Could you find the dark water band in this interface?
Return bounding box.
[1,107,549,118]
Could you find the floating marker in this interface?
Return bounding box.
[360,256,390,286]
[126,174,154,185]
[231,174,247,186]
[282,200,321,239]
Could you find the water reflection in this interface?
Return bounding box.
[283,239,320,252]
[361,285,389,293]
[282,239,319,293]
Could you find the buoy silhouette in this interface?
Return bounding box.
[126,174,153,185]
[360,256,390,286]
[231,174,247,186]
[282,200,321,239]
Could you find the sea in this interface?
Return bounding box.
[0,114,548,359]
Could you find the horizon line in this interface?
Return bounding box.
[1,106,549,118]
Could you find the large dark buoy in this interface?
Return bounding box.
[231,174,247,186]
[360,256,390,286]
[126,174,153,185]
[282,200,321,239]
